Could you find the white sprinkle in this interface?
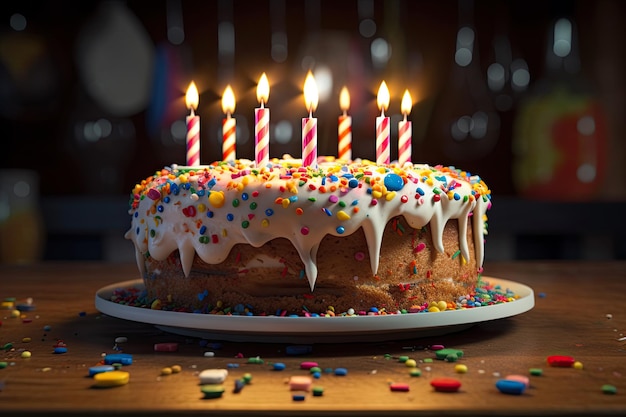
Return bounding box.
[115,337,128,344]
[606,314,613,319]
[204,351,215,357]
[617,336,626,342]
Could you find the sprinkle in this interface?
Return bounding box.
[300,227,309,235]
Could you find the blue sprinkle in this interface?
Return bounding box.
[273,362,286,371]
[292,394,306,401]
[289,196,298,203]
[103,353,133,365]
[54,347,68,354]
[336,226,345,234]
[199,225,207,235]
[329,175,338,182]
[163,196,170,203]
[265,208,274,216]
[348,178,359,188]
[383,173,404,191]
[351,199,359,206]
[157,205,164,212]
[207,211,214,218]
[170,183,180,195]
[241,192,249,200]
[453,193,460,200]
[227,363,240,368]
[334,367,348,376]
[208,178,217,188]
[226,213,234,221]
[312,371,321,379]
[370,307,379,313]
[416,187,425,196]
[197,189,205,196]
[322,208,332,216]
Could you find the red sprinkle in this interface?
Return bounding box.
[300,361,318,370]
[390,383,410,392]
[430,377,462,392]
[154,343,179,352]
[547,355,575,367]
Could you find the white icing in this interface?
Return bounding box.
[125,158,491,291]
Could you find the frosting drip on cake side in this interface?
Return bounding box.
[125,158,491,290]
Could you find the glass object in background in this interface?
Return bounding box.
[512,17,608,201]
[428,23,500,162]
[0,170,44,264]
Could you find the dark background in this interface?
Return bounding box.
[0,0,624,262]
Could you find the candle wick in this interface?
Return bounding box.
[190,108,195,117]
[403,114,407,123]
[309,109,313,119]
[343,110,347,117]
[381,108,385,118]
[227,112,231,119]
[260,101,265,109]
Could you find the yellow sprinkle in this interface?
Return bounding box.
[261,219,269,227]
[21,351,32,358]
[11,309,20,318]
[222,229,228,237]
[282,199,290,208]
[208,191,225,208]
[385,191,396,201]
[22,337,31,343]
[171,365,182,373]
[372,190,382,199]
[161,367,173,376]
[93,370,130,387]
[1,301,14,309]
[405,359,417,368]
[573,361,584,370]
[437,301,448,311]
[151,299,162,310]
[197,203,206,213]
[447,191,454,200]
[179,174,188,183]
[236,182,244,192]
[428,306,440,313]
[242,175,250,185]
[336,210,351,221]
[455,364,468,373]
[426,178,433,186]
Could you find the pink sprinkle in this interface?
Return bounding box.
[390,383,410,392]
[300,361,318,370]
[430,344,445,351]
[329,195,339,203]
[301,227,309,235]
[154,343,178,352]
[414,243,426,253]
[354,251,365,261]
[370,199,378,206]
[147,188,161,200]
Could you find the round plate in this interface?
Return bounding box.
[95,277,534,343]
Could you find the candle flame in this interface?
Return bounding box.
[339,86,350,112]
[401,90,412,116]
[222,85,236,115]
[377,81,390,112]
[303,70,319,113]
[256,73,270,105]
[186,81,199,111]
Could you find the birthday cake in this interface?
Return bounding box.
[125,157,491,316]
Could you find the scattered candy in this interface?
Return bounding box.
[21,351,31,358]
[454,364,468,373]
[504,374,529,388]
[199,369,228,384]
[171,365,182,373]
[410,369,422,377]
[547,355,575,367]
[89,365,115,377]
[573,361,584,370]
[114,337,128,344]
[300,361,318,370]
[204,351,215,357]
[496,379,526,395]
[601,384,617,395]
[53,347,68,354]
[334,367,348,376]
[289,376,312,391]
[430,377,462,393]
[292,394,306,401]
[390,383,410,392]
[529,368,543,376]
[201,384,225,399]
[104,353,133,365]
[161,367,173,375]
[434,348,464,361]
[93,370,130,388]
[273,362,286,371]
[405,359,417,368]
[312,386,324,396]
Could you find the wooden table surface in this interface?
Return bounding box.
[1,261,625,416]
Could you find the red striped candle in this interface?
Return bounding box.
[255,73,270,168]
[185,81,200,166]
[221,85,236,162]
[338,86,352,161]
[398,89,413,165]
[376,81,390,165]
[302,71,318,168]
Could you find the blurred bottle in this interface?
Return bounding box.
[0,170,44,264]
[512,17,607,200]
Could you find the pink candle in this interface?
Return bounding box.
[338,86,352,161]
[185,81,200,166]
[254,73,270,168]
[376,81,390,165]
[398,89,413,166]
[221,85,236,162]
[302,71,318,168]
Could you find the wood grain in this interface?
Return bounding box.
[1,261,625,416]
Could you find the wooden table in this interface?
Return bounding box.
[1,261,625,416]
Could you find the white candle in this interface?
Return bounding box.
[302,71,318,168]
[338,86,352,161]
[221,85,236,162]
[398,89,413,166]
[254,73,270,168]
[376,81,390,165]
[185,81,200,166]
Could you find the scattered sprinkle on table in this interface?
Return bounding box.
[93,370,130,388]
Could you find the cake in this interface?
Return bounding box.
[125,157,491,316]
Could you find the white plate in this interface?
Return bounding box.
[95,277,534,343]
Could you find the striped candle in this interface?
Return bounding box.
[376,81,390,165]
[185,81,200,166]
[255,73,270,168]
[398,89,413,166]
[221,85,236,162]
[338,86,352,161]
[302,71,318,168]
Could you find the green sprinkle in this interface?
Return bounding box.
[451,250,461,259]
[529,368,543,376]
[199,236,210,244]
[602,384,617,394]
[241,221,250,229]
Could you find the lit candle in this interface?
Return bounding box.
[302,71,318,168]
[185,81,200,166]
[376,81,390,165]
[398,89,413,166]
[338,86,352,161]
[221,85,236,162]
[254,73,270,168]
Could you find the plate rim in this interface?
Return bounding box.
[94,276,534,336]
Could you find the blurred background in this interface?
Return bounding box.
[0,0,624,264]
